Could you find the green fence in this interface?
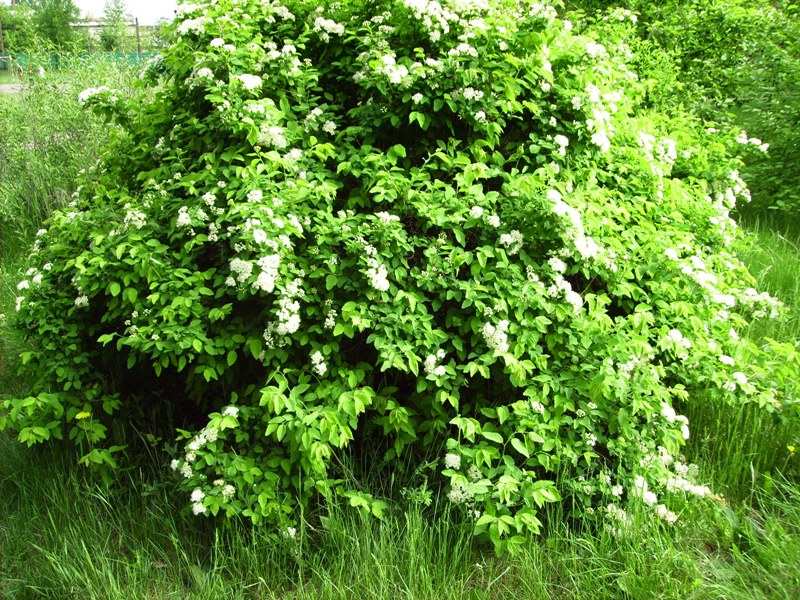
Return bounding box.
[0,52,159,71]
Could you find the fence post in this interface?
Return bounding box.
[135,18,141,56]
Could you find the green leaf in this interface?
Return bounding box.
[511,437,530,458]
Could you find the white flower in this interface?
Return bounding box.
[210,38,225,47]
[17,280,29,291]
[283,526,298,539]
[499,230,524,255]
[192,502,207,515]
[221,484,236,499]
[176,207,191,227]
[366,258,390,292]
[486,214,501,228]
[660,403,677,422]
[412,93,424,104]
[238,74,262,91]
[376,211,400,224]
[656,504,678,524]
[191,489,206,503]
[548,257,567,273]
[230,258,253,282]
[322,120,337,134]
[222,405,239,418]
[481,320,510,353]
[469,206,484,219]
[444,453,462,470]
[718,355,735,366]
[310,350,327,376]
[74,295,89,308]
[424,352,447,377]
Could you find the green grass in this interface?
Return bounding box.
[2,430,799,599]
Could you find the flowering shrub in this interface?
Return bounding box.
[2,0,798,552]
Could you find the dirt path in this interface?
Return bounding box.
[0,84,23,94]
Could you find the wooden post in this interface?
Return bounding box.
[135,18,141,56]
[0,18,6,56]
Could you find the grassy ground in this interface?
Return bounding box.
[1,225,798,599]
[1,429,799,600]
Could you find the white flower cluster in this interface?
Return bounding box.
[424,349,447,377]
[632,475,658,505]
[604,503,631,537]
[310,350,327,376]
[274,278,303,336]
[213,478,237,500]
[585,41,607,58]
[230,257,254,284]
[663,474,712,499]
[660,402,690,440]
[77,86,120,106]
[582,84,622,153]
[313,16,345,41]
[257,124,287,149]
[402,0,456,42]
[527,2,558,24]
[252,254,281,294]
[553,134,569,156]
[375,54,410,85]
[237,74,263,91]
[547,274,583,312]
[177,16,211,35]
[662,328,692,360]
[363,244,390,292]
[481,319,510,353]
[191,488,207,515]
[498,230,524,255]
[546,190,602,261]
[722,370,751,393]
[375,211,400,224]
[736,131,770,153]
[447,482,474,504]
[123,204,147,229]
[444,452,461,470]
[176,206,191,228]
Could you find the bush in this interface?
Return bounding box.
[2,0,798,552]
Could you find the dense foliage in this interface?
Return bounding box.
[569,0,800,217]
[2,0,798,552]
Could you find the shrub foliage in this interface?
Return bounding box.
[2,0,798,551]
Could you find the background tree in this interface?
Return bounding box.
[0,3,44,53]
[99,0,129,52]
[29,0,79,50]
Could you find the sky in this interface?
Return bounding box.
[73,0,179,25]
